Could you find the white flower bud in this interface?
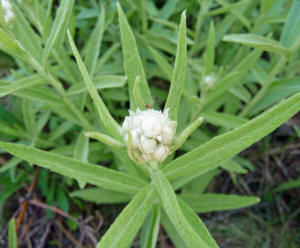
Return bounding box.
[141,115,162,138]
[4,9,14,23]
[153,145,169,161]
[204,75,216,90]
[121,108,176,163]
[1,0,12,11]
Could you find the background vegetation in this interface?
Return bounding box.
[0,0,299,247]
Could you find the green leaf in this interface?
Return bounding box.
[223,34,290,56]
[0,75,45,97]
[96,185,155,248]
[133,76,146,110]
[202,112,248,129]
[67,30,122,139]
[117,3,152,109]
[85,131,125,149]
[8,218,17,248]
[0,28,28,61]
[150,168,210,248]
[204,22,215,74]
[160,208,188,248]
[43,0,74,64]
[179,199,219,248]
[164,11,187,121]
[84,5,105,76]
[274,179,300,192]
[0,157,21,174]
[0,142,146,195]
[70,187,131,204]
[281,0,300,48]
[67,75,127,96]
[148,46,172,81]
[221,159,248,174]
[74,132,89,188]
[11,3,43,63]
[179,193,260,212]
[250,78,300,115]
[164,91,300,185]
[12,85,64,105]
[140,205,161,248]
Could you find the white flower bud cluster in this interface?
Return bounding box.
[121,108,176,163]
[204,75,216,90]
[1,0,14,23]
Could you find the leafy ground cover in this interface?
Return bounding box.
[0,0,300,247]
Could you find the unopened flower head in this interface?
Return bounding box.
[204,74,216,90]
[121,108,176,163]
[1,0,14,23]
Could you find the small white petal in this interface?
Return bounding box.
[4,10,14,23]
[162,127,174,145]
[141,116,162,138]
[131,130,139,148]
[139,135,156,153]
[1,0,12,11]
[153,145,169,161]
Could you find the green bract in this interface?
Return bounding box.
[0,1,300,247]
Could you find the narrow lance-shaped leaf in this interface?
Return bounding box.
[117,3,152,109]
[133,76,146,110]
[148,46,173,81]
[179,199,219,248]
[0,142,146,195]
[280,0,300,48]
[70,187,131,204]
[204,22,215,74]
[67,75,127,96]
[96,185,155,248]
[150,167,210,248]
[0,75,45,97]
[84,5,105,76]
[0,28,28,61]
[67,31,122,139]
[140,205,161,248]
[164,11,187,121]
[164,91,300,185]
[43,0,74,64]
[223,34,291,56]
[179,193,260,213]
[74,132,89,189]
[8,218,17,248]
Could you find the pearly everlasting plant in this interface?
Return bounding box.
[121,108,176,163]
[0,1,300,248]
